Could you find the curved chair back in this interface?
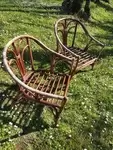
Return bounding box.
[55,18,90,53]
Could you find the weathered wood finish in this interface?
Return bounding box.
[54,18,105,74]
[3,35,74,125]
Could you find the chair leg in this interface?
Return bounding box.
[53,107,64,127]
[91,62,95,70]
[48,106,62,127]
[54,112,60,126]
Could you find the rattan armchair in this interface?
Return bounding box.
[54,18,105,75]
[2,35,75,125]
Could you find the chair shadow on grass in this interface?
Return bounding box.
[0,83,50,144]
[0,4,62,15]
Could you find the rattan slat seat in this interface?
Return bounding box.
[23,71,69,103]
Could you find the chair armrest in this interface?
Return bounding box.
[89,35,105,47]
[29,35,75,62]
[77,20,105,48]
[74,19,105,48]
[29,35,79,76]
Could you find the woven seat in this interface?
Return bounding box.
[22,71,70,107]
[2,35,74,125]
[64,47,97,70]
[54,18,105,74]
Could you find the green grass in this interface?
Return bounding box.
[0,0,113,150]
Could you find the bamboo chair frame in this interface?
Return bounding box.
[54,18,105,75]
[2,35,75,125]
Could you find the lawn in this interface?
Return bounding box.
[0,0,113,150]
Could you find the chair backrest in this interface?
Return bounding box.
[3,35,74,85]
[3,35,52,81]
[54,18,92,52]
